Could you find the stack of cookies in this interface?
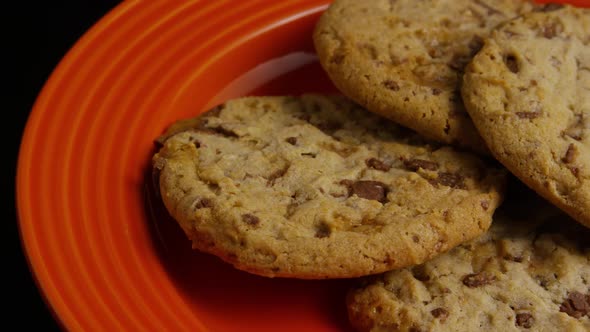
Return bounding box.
[152,1,589,330]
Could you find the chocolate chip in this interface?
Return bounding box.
[505,54,519,73]
[462,272,495,287]
[267,166,289,185]
[301,152,317,158]
[542,22,562,39]
[315,222,331,238]
[286,137,298,145]
[242,214,260,226]
[354,181,388,202]
[194,198,213,210]
[431,308,449,321]
[403,158,439,172]
[383,80,400,91]
[515,313,533,328]
[188,137,201,148]
[560,291,590,318]
[432,88,442,95]
[434,172,466,189]
[516,111,541,119]
[340,180,388,203]
[366,158,391,171]
[562,143,578,164]
[481,200,489,211]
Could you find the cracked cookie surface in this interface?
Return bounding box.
[152,95,505,279]
[462,5,590,228]
[313,0,538,153]
[347,186,590,331]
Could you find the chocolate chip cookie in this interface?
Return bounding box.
[347,185,590,331]
[462,5,590,228]
[313,0,538,153]
[152,95,506,279]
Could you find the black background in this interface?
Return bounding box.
[9,2,121,330]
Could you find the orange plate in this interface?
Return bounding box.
[16,1,588,331]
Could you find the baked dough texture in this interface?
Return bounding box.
[462,5,590,228]
[313,0,538,153]
[347,185,590,331]
[152,95,505,279]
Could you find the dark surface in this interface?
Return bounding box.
[10,2,120,330]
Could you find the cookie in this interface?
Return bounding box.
[152,95,506,279]
[347,185,590,332]
[313,0,539,153]
[461,5,590,228]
